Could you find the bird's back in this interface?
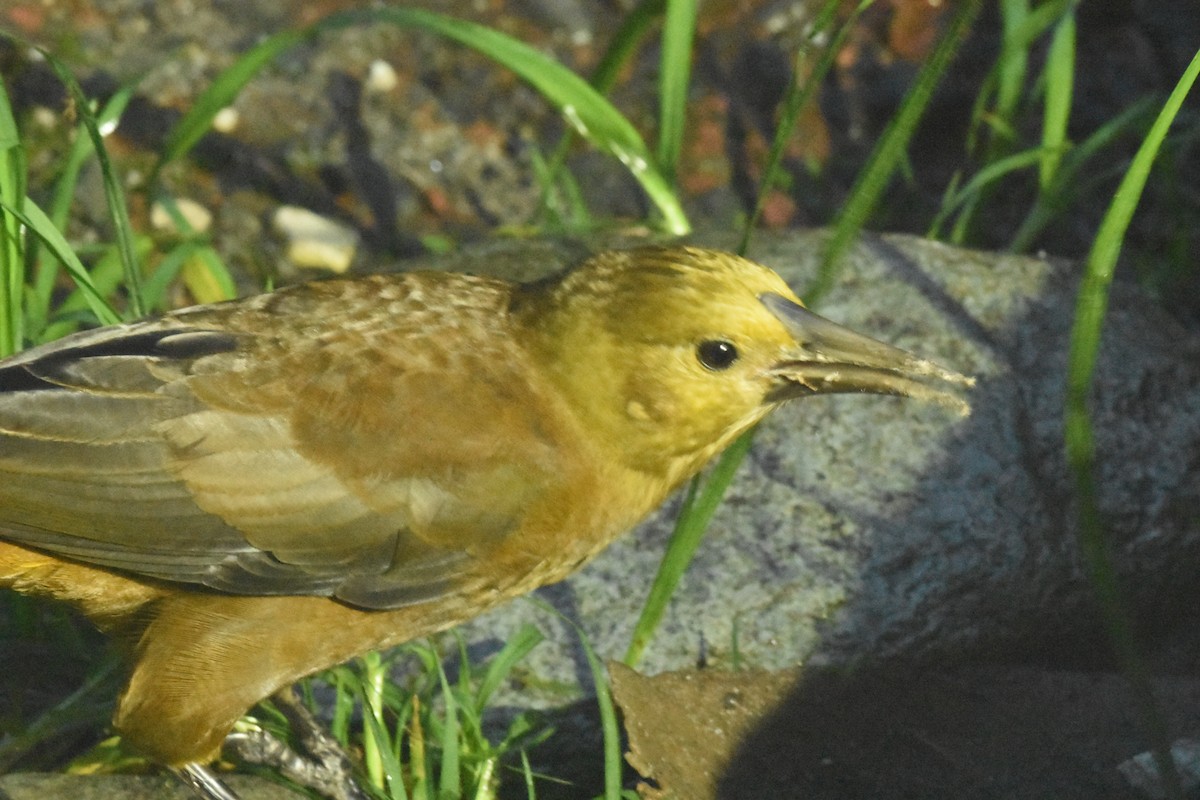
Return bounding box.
[0,270,615,613]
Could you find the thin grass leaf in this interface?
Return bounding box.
[729,617,742,670]
[575,628,623,799]
[656,0,698,183]
[471,758,497,800]
[523,598,624,800]
[636,0,867,669]
[0,655,120,772]
[155,27,312,174]
[38,48,144,317]
[324,667,359,746]
[407,694,429,799]
[0,76,25,356]
[361,651,389,791]
[368,7,688,234]
[161,7,687,235]
[928,146,1048,237]
[953,0,1072,241]
[22,82,140,342]
[737,0,866,255]
[139,239,204,312]
[1038,8,1075,188]
[1064,46,1200,800]
[153,193,237,303]
[1009,96,1155,252]
[624,427,755,667]
[991,0,1031,135]
[1007,0,1078,55]
[519,750,537,800]
[47,84,138,233]
[434,658,461,799]
[592,0,665,95]
[807,0,982,305]
[529,146,591,231]
[38,236,153,343]
[474,625,544,709]
[975,0,1076,149]
[4,197,120,326]
[360,685,409,800]
[535,0,665,225]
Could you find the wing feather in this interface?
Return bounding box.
[0,273,569,609]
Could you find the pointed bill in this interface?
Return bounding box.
[760,293,974,416]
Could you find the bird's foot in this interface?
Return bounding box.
[224,688,367,800]
[172,764,241,800]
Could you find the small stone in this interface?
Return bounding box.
[151,197,213,234]
[212,106,240,133]
[365,59,398,94]
[272,206,358,274]
[31,106,57,129]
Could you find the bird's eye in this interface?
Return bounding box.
[696,339,739,371]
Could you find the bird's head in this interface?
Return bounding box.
[514,246,971,483]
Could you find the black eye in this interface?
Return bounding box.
[696,339,739,371]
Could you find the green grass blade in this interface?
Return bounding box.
[928,146,1047,237]
[474,624,544,709]
[979,0,1076,146]
[155,28,312,173]
[624,428,755,667]
[992,0,1030,132]
[737,0,866,255]
[591,0,665,94]
[519,750,537,800]
[0,75,26,356]
[158,7,687,235]
[581,642,623,800]
[656,0,698,183]
[38,237,153,343]
[806,0,982,305]
[524,598,625,800]
[639,0,866,669]
[1009,96,1154,252]
[23,81,139,342]
[48,83,138,232]
[38,48,144,318]
[1038,8,1075,188]
[434,657,461,799]
[153,193,237,303]
[5,197,120,327]
[1064,47,1200,800]
[363,7,688,234]
[359,688,409,800]
[139,240,204,312]
[360,650,389,791]
[535,0,665,227]
[945,0,1072,242]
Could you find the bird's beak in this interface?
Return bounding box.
[760,292,974,415]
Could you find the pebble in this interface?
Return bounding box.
[272,206,358,273]
[150,197,213,233]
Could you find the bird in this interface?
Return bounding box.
[0,245,970,798]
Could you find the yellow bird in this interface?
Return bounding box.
[0,246,968,797]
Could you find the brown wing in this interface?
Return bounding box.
[0,274,568,609]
